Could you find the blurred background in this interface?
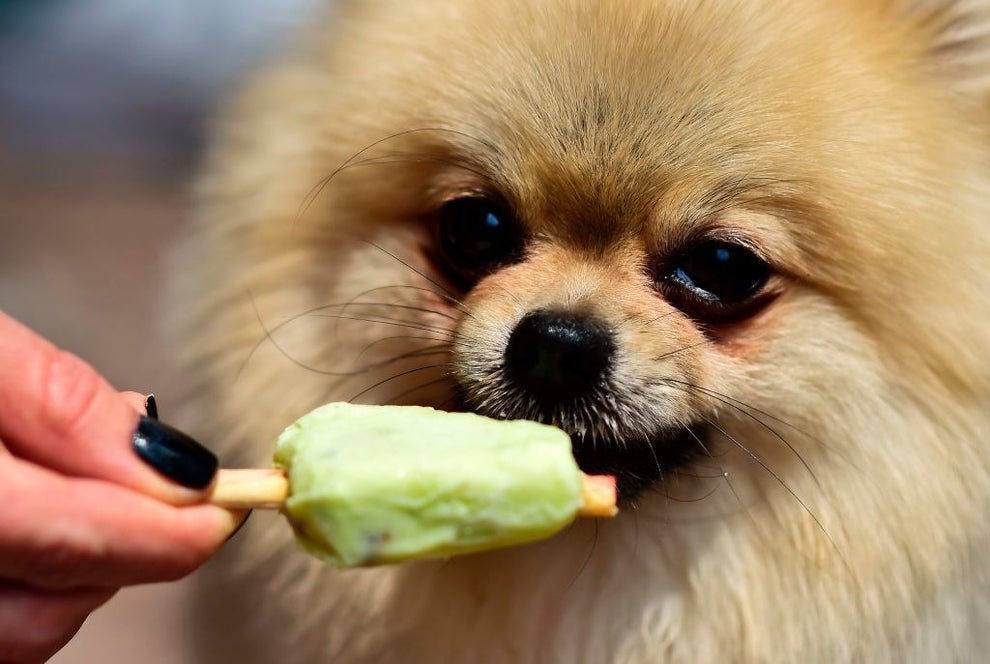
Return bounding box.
[0,1,326,660]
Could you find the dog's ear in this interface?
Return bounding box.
[900,0,990,99]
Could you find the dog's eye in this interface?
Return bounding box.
[437,196,522,287]
[662,240,771,319]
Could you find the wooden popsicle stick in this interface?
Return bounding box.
[577,474,619,517]
[208,468,618,517]
[209,469,289,509]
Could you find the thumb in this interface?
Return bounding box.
[0,311,218,505]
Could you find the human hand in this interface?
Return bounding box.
[0,311,244,662]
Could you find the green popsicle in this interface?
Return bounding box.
[269,403,614,567]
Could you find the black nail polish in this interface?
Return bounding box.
[132,417,218,489]
[145,394,159,420]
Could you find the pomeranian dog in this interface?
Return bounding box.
[172,0,990,661]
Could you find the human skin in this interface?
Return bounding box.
[0,311,244,662]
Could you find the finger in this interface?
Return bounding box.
[0,454,246,590]
[0,582,115,663]
[0,312,218,504]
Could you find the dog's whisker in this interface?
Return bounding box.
[245,294,452,378]
[646,440,665,483]
[296,126,502,227]
[331,289,459,338]
[638,309,682,327]
[658,467,672,530]
[634,473,762,526]
[340,283,472,317]
[659,379,823,489]
[720,470,750,517]
[652,341,709,362]
[348,364,451,402]
[671,467,728,480]
[334,299,461,323]
[244,290,339,378]
[340,279,474,327]
[383,374,458,406]
[684,426,716,458]
[698,413,847,567]
[652,478,722,504]
[564,518,601,594]
[359,239,475,319]
[431,389,464,413]
[371,348,453,364]
[355,337,452,363]
[311,345,451,379]
[671,379,858,470]
[317,349,451,381]
[238,293,452,378]
[309,313,454,337]
[319,152,496,185]
[310,295,456,328]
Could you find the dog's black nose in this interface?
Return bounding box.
[504,309,615,401]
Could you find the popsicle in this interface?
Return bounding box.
[210,403,617,567]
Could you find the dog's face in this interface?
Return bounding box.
[192,0,987,490]
[179,0,990,659]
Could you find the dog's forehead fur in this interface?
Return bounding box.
[335,0,987,260]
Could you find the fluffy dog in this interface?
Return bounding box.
[173,1,990,661]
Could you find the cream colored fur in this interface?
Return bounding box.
[172,1,990,661]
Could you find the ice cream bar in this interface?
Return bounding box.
[266,403,615,567]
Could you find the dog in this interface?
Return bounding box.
[172,0,990,661]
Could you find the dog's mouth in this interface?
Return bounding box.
[448,391,705,500]
[569,428,706,500]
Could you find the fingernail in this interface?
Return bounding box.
[145,394,159,420]
[132,417,218,489]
